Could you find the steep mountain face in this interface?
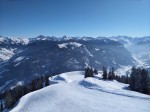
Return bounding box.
[0,36,135,92]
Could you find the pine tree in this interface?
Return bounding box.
[111,67,115,80]
[12,85,25,101]
[94,69,98,75]
[134,68,141,91]
[89,67,94,77]
[84,67,94,78]
[129,66,136,90]
[45,76,50,87]
[125,74,129,84]
[31,80,36,91]
[108,70,112,80]
[114,75,121,82]
[102,66,107,79]
[0,101,3,112]
[129,67,150,94]
[120,75,126,83]
[141,69,149,94]
[5,90,16,108]
[36,78,43,90]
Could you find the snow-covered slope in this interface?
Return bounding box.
[0,48,14,61]
[10,71,150,112]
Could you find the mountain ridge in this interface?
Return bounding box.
[0,35,150,92]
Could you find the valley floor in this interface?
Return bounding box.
[9,71,150,112]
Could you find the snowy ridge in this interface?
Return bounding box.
[0,36,29,45]
[10,71,150,112]
[11,37,29,45]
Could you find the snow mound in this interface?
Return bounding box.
[52,74,72,83]
[51,71,84,83]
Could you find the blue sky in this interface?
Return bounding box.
[0,0,150,38]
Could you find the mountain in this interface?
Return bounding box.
[0,36,29,62]
[10,71,150,112]
[0,36,135,92]
[109,36,150,69]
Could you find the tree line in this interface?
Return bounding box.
[129,67,150,94]
[84,66,150,95]
[84,67,98,78]
[84,66,116,81]
[0,75,50,111]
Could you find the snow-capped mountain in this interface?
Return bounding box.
[0,36,29,62]
[0,36,135,92]
[109,36,150,69]
[109,36,133,45]
[0,36,29,45]
[10,71,150,112]
[0,35,150,92]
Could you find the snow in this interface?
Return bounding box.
[51,71,84,83]
[0,37,4,42]
[58,42,82,48]
[112,60,116,64]
[0,79,15,92]
[115,66,132,76]
[10,71,150,112]
[84,46,93,57]
[14,56,24,62]
[95,48,99,51]
[0,36,29,45]
[37,37,47,40]
[132,55,145,66]
[17,81,24,86]
[58,43,67,48]
[102,50,106,53]
[95,61,101,64]
[14,62,21,67]
[0,48,14,61]
[11,37,29,45]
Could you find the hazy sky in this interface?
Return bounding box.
[0,0,150,38]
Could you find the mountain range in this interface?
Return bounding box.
[0,35,150,92]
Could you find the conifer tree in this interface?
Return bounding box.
[111,67,115,80]
[129,66,136,90]
[134,68,141,91]
[102,66,107,79]
[31,80,36,91]
[85,67,94,78]
[94,69,98,75]
[141,69,149,94]
[45,76,50,87]
[108,70,112,80]
[5,90,16,108]
[0,101,3,112]
[125,74,129,84]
